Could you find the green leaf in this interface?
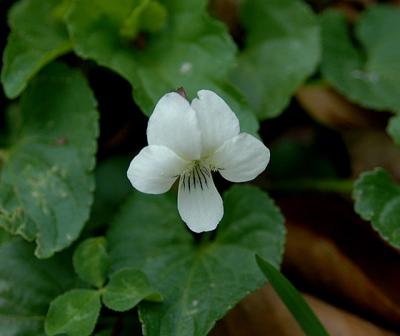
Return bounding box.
[0,62,99,258]
[353,168,400,248]
[230,0,320,119]
[45,289,101,336]
[211,81,259,135]
[103,267,162,312]
[65,0,258,134]
[0,228,12,246]
[139,1,168,33]
[107,185,285,336]
[119,0,167,39]
[388,114,400,146]
[1,0,72,98]
[73,237,110,288]
[0,237,75,336]
[86,156,132,233]
[256,255,330,336]
[320,6,400,111]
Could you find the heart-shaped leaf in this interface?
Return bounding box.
[107,185,285,336]
[388,114,400,146]
[1,0,72,98]
[321,6,400,111]
[103,267,162,312]
[65,0,258,134]
[353,168,400,248]
[0,63,99,258]
[0,235,75,336]
[230,0,320,119]
[73,237,110,288]
[45,289,101,336]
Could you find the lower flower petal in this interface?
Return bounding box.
[127,145,188,194]
[178,167,223,233]
[211,133,270,182]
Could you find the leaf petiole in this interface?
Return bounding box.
[264,178,354,194]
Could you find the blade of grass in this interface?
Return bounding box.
[256,255,330,336]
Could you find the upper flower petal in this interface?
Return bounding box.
[147,92,202,161]
[210,133,270,182]
[191,90,240,156]
[178,166,223,233]
[127,145,188,194]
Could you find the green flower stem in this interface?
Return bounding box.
[265,178,354,194]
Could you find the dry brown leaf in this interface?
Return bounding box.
[208,0,240,38]
[343,0,376,6]
[305,294,396,336]
[278,195,400,329]
[296,85,400,180]
[210,195,400,335]
[332,0,377,21]
[343,129,400,181]
[296,84,380,129]
[284,223,400,326]
[334,3,362,21]
[210,285,396,336]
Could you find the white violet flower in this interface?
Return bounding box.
[127,89,270,233]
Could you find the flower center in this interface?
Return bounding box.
[180,161,211,192]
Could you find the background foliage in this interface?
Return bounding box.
[0,0,399,335]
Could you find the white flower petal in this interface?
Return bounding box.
[147,92,202,161]
[211,133,270,182]
[191,90,240,156]
[178,166,223,233]
[127,145,188,194]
